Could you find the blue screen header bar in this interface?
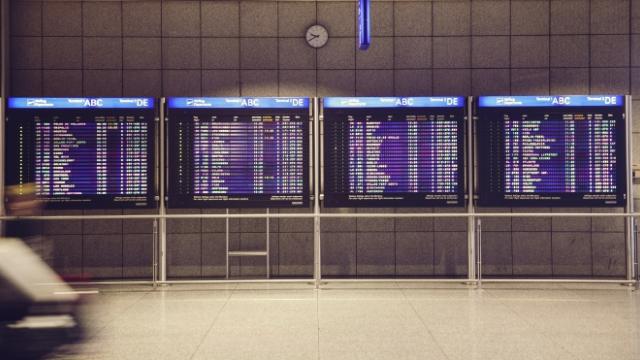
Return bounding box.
[323,97,465,108]
[167,97,310,109]
[8,97,155,109]
[478,95,624,108]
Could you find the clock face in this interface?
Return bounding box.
[306,25,329,48]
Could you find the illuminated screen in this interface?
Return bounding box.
[167,97,310,208]
[5,97,156,209]
[476,95,627,207]
[323,97,466,207]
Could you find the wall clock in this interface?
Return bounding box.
[305,24,329,48]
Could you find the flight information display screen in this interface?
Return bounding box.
[5,98,156,209]
[167,97,310,208]
[476,95,627,207]
[323,97,466,207]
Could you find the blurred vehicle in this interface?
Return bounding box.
[1,184,84,359]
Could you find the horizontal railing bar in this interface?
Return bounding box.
[2,212,640,220]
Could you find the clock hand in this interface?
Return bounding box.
[308,33,319,40]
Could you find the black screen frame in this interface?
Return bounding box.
[4,101,158,210]
[322,104,467,208]
[475,101,627,207]
[165,106,311,209]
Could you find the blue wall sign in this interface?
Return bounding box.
[323,97,465,108]
[167,97,310,109]
[358,0,370,50]
[478,95,624,108]
[8,97,155,109]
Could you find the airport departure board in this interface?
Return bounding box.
[323,97,466,207]
[5,98,156,209]
[476,95,627,207]
[167,97,310,208]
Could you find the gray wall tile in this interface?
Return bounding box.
[202,232,226,277]
[167,209,201,234]
[11,1,42,36]
[433,69,471,95]
[43,37,82,69]
[482,232,513,276]
[84,70,122,96]
[12,70,43,96]
[590,68,629,94]
[551,208,591,232]
[203,38,240,69]
[123,1,162,37]
[162,1,201,37]
[43,2,82,36]
[123,234,153,279]
[356,37,393,69]
[396,232,434,276]
[433,1,471,36]
[472,36,510,68]
[591,35,630,67]
[550,0,589,35]
[511,68,550,95]
[43,70,82,96]
[167,233,201,278]
[84,38,122,69]
[550,68,589,94]
[84,234,123,279]
[318,38,355,69]
[124,38,162,69]
[434,231,468,276]
[83,2,121,36]
[511,36,549,68]
[163,70,202,96]
[279,2,316,37]
[592,233,626,277]
[395,209,434,232]
[394,1,431,36]
[203,70,240,96]
[163,38,201,69]
[241,38,278,69]
[356,70,394,96]
[512,232,552,275]
[240,1,278,37]
[123,70,162,97]
[49,235,83,277]
[471,69,510,95]
[202,1,240,37]
[240,70,278,96]
[11,37,42,69]
[278,233,314,276]
[433,37,471,69]
[321,232,356,276]
[591,0,629,34]
[317,2,355,37]
[512,208,552,231]
[279,39,316,69]
[512,0,549,35]
[472,0,510,35]
[279,70,316,96]
[550,35,589,67]
[552,232,592,276]
[394,69,432,96]
[357,232,395,276]
[317,70,355,96]
[83,210,123,235]
[394,38,431,69]
[370,2,393,37]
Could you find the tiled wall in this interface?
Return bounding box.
[7,0,640,279]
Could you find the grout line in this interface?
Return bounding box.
[187,283,237,360]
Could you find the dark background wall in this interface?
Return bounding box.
[6,0,640,279]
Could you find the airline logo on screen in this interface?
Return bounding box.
[323,97,464,108]
[169,97,310,109]
[479,95,624,107]
[8,98,154,109]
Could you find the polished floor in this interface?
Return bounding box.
[48,282,640,360]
